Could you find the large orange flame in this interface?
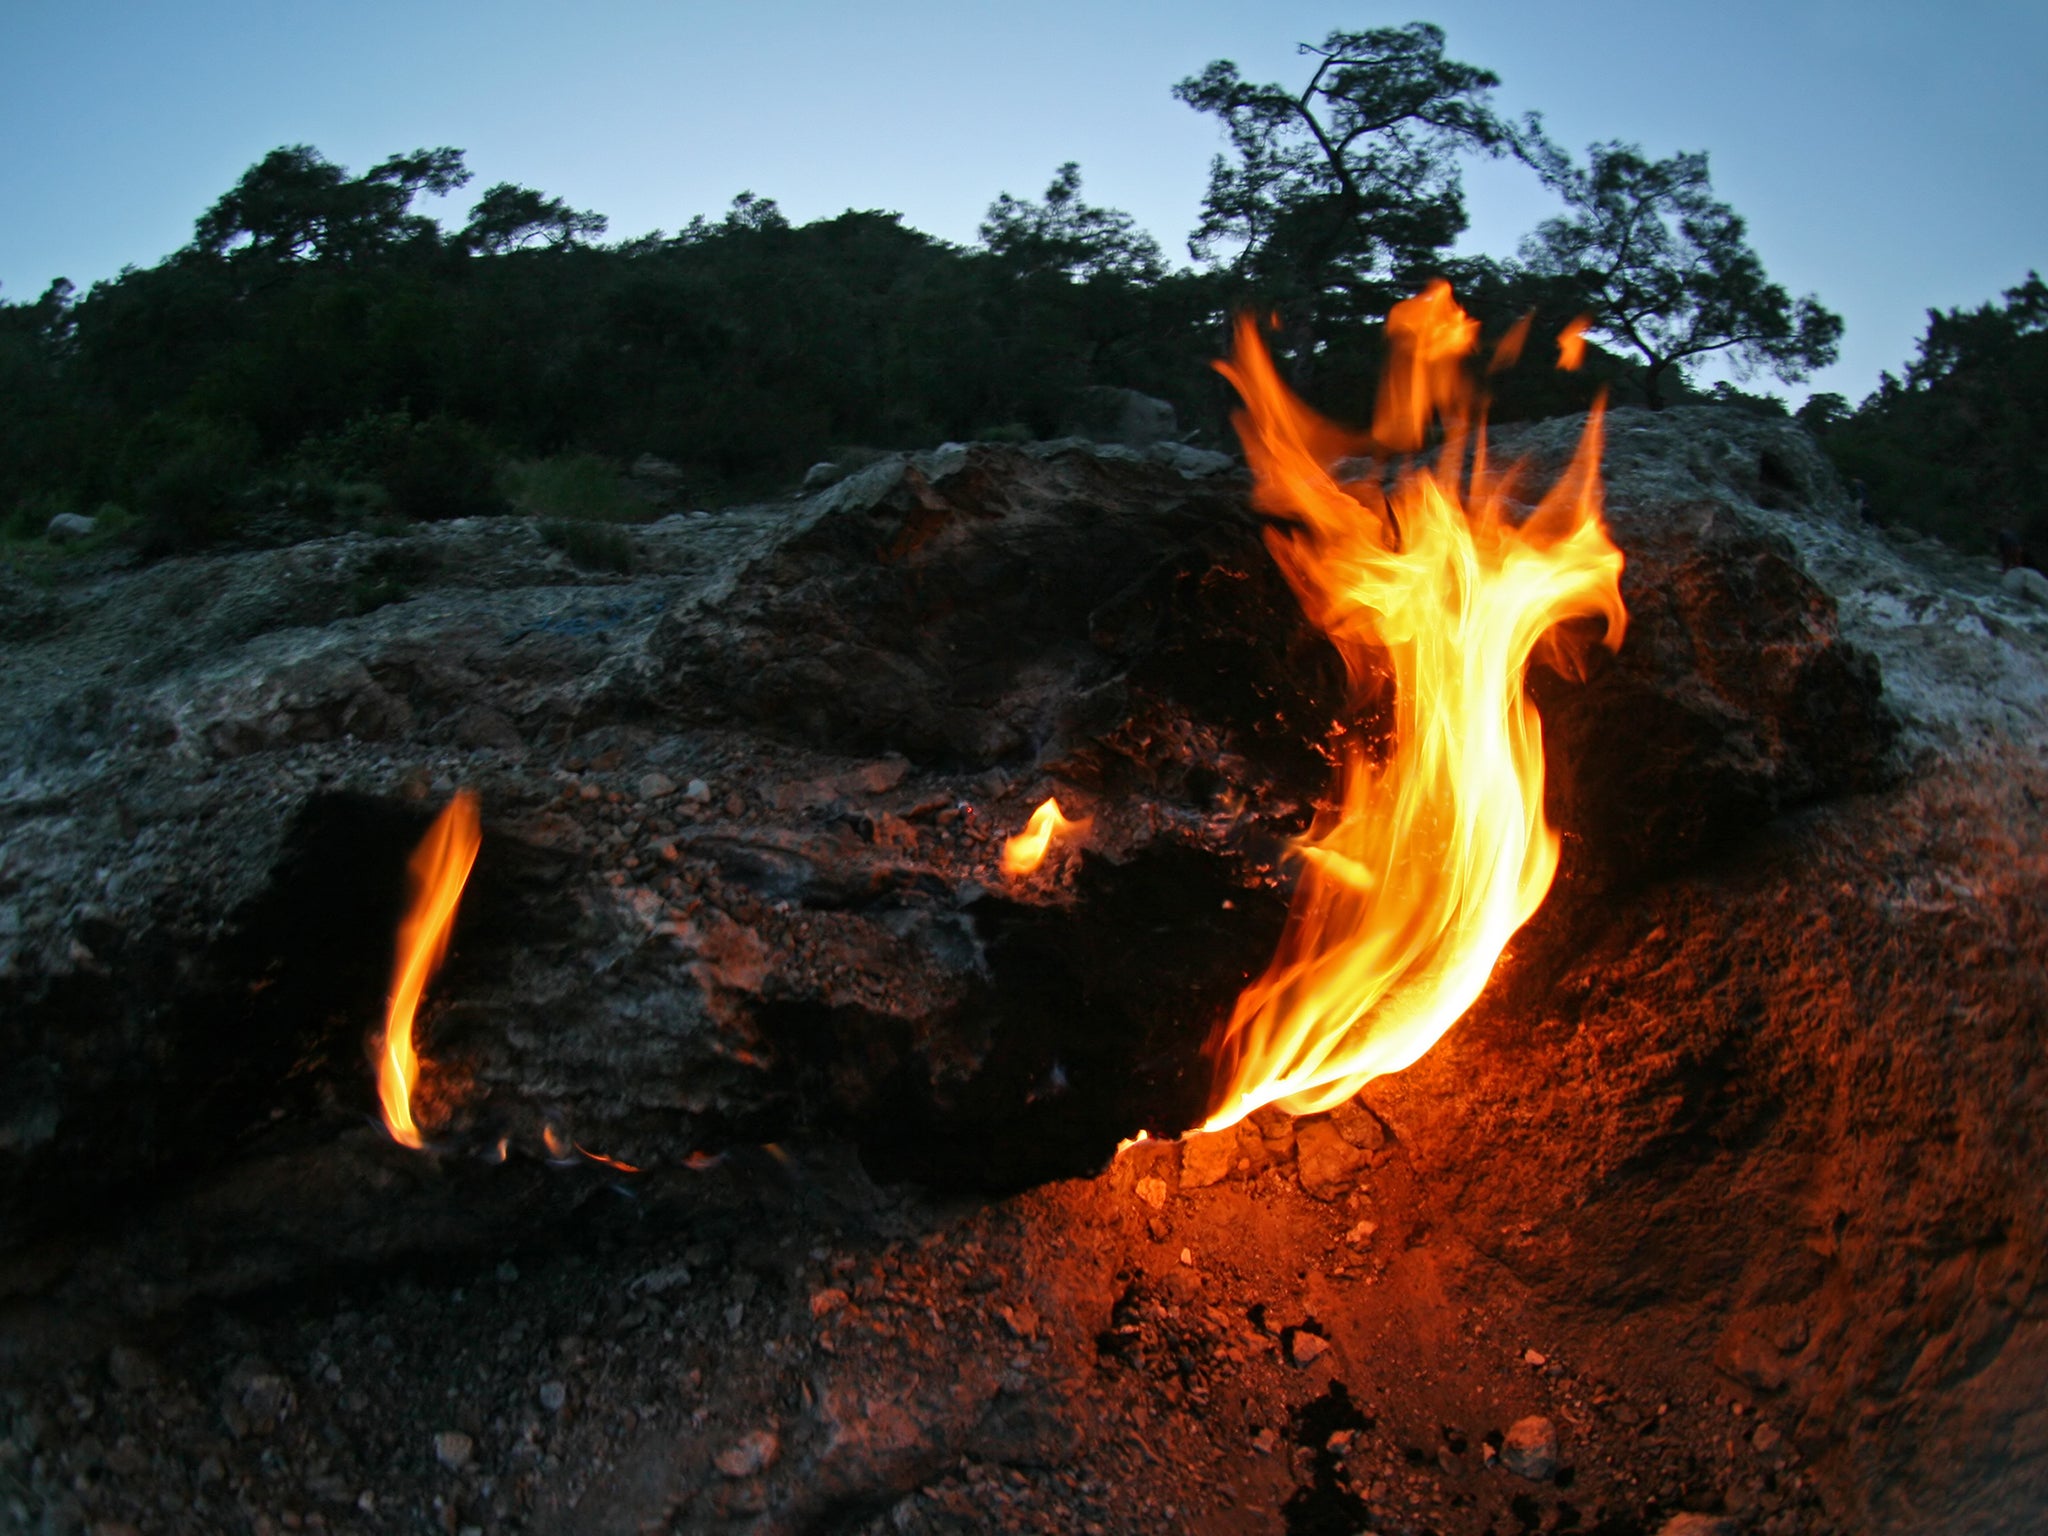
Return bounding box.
[1201,283,1626,1133]
[377,790,481,1149]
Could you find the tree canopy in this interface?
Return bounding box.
[1522,141,1841,408]
[1174,23,1537,334]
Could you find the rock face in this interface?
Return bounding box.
[0,424,1895,1243]
[2,409,2046,1531]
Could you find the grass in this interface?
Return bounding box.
[501,455,650,525]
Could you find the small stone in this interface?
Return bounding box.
[1655,1517,1739,1536]
[537,1381,567,1413]
[638,772,677,800]
[1251,1427,1278,1455]
[107,1345,158,1391]
[1751,1423,1784,1456]
[1000,1301,1039,1339]
[1295,1119,1367,1200]
[1289,1331,1330,1366]
[1135,1176,1168,1210]
[1179,1129,1235,1189]
[724,792,746,817]
[809,1288,848,1318]
[1500,1416,1558,1480]
[1344,1220,1378,1247]
[1329,1097,1387,1151]
[433,1430,474,1471]
[714,1428,780,1478]
[801,461,844,493]
[684,778,711,802]
[1179,1247,1193,1266]
[1522,1348,1548,1367]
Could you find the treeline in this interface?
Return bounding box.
[1799,273,2048,557]
[0,22,1888,555]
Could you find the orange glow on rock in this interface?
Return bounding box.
[377,790,481,1149]
[1002,796,1089,876]
[1201,283,1626,1133]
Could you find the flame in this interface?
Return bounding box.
[377,791,481,1149]
[1002,796,1089,876]
[1556,315,1590,372]
[1201,282,1626,1133]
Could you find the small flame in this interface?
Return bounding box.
[1201,283,1626,1133]
[377,791,481,1149]
[1556,315,1590,372]
[1001,797,1089,876]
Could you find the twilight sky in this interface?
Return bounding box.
[3,0,2042,405]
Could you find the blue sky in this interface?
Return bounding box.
[3,0,2042,403]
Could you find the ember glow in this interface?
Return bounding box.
[1002,796,1089,876]
[1202,283,1626,1132]
[377,790,481,1148]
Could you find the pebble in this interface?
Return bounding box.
[538,1381,567,1413]
[684,778,711,802]
[638,772,676,800]
[1501,1416,1558,1480]
[809,1288,849,1318]
[714,1428,780,1478]
[1251,1427,1278,1455]
[1289,1331,1330,1366]
[1655,1517,1739,1536]
[1135,1176,1168,1210]
[433,1429,475,1471]
[1178,1130,1235,1189]
[1523,1348,1548,1367]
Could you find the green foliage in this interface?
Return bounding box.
[298,411,502,522]
[980,164,1164,283]
[1522,142,1841,408]
[124,412,261,551]
[1813,273,2048,552]
[502,455,646,523]
[1174,23,1537,344]
[461,183,608,253]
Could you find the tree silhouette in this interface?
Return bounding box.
[1522,142,1840,408]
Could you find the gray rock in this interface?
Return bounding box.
[1500,1415,1558,1480]
[538,1380,567,1412]
[1067,386,1178,447]
[44,512,97,544]
[2002,565,2048,607]
[433,1429,474,1470]
[801,461,846,493]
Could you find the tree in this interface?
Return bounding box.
[191,145,471,265]
[978,162,1165,283]
[1174,22,1536,334]
[460,183,608,253]
[1522,142,1841,408]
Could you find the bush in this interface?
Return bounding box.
[300,410,503,522]
[502,454,647,523]
[125,413,262,551]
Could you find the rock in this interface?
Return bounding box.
[537,1381,567,1413]
[629,455,687,507]
[433,1429,474,1470]
[1146,442,1235,477]
[1295,1119,1367,1199]
[1289,1330,1329,1366]
[1500,1416,1558,1480]
[1522,1349,1548,1367]
[684,777,711,802]
[1067,386,1178,448]
[1134,1176,1168,1210]
[220,1360,293,1439]
[809,1287,848,1318]
[1329,1097,1386,1151]
[637,771,676,800]
[45,512,97,544]
[1343,1220,1377,1247]
[1179,1130,1235,1188]
[2002,566,2048,606]
[1251,1426,1278,1455]
[106,1344,158,1391]
[447,703,523,751]
[801,461,846,493]
[714,1428,781,1478]
[1655,1517,1738,1536]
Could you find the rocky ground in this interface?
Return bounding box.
[2,413,2045,1535]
